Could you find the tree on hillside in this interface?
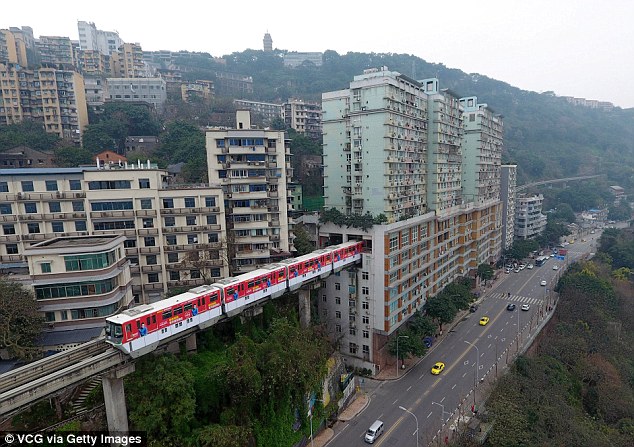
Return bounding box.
[53,146,94,167]
[0,121,60,151]
[0,279,45,360]
[292,224,315,255]
[156,121,206,165]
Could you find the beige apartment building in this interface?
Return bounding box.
[0,165,228,306]
[0,62,89,144]
[206,110,294,274]
[283,98,322,140]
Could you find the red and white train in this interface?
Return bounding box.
[104,241,363,357]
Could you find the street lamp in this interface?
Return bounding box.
[309,397,324,447]
[463,340,480,383]
[396,335,409,378]
[399,406,419,447]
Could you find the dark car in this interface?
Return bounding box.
[506,303,516,311]
[469,304,479,313]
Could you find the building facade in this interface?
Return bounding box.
[283,99,322,140]
[77,21,123,56]
[36,36,75,68]
[514,194,547,239]
[500,164,517,250]
[205,110,294,274]
[106,77,167,112]
[0,165,228,304]
[234,99,282,126]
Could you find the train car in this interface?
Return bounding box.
[279,248,333,291]
[212,263,287,317]
[104,286,222,357]
[331,241,363,272]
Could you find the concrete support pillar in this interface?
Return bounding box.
[298,288,311,328]
[185,333,197,354]
[102,363,135,434]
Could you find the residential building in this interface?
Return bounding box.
[106,77,167,112]
[500,165,517,250]
[205,110,294,274]
[0,165,228,304]
[283,99,322,140]
[77,21,123,56]
[182,80,214,103]
[320,68,503,372]
[288,182,302,212]
[77,50,111,75]
[214,71,253,96]
[0,62,89,143]
[283,52,323,67]
[95,150,127,165]
[83,74,108,114]
[125,136,159,154]
[263,33,273,52]
[514,194,547,239]
[609,185,625,204]
[234,99,282,126]
[111,43,149,78]
[23,234,133,334]
[0,146,55,169]
[36,36,75,68]
[0,27,34,67]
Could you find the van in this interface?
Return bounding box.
[365,420,384,443]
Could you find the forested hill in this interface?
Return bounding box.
[176,49,634,190]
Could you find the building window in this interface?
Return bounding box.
[21,181,34,192]
[0,204,12,215]
[186,215,196,226]
[216,139,225,148]
[146,255,157,265]
[389,234,398,251]
[72,201,84,212]
[205,197,216,207]
[51,221,64,232]
[362,286,369,295]
[362,316,369,325]
[2,224,15,235]
[144,236,155,247]
[139,178,150,189]
[362,271,369,280]
[350,327,356,336]
[142,218,154,228]
[75,221,87,231]
[164,216,175,227]
[124,239,136,248]
[167,252,179,263]
[45,312,56,322]
[45,180,58,191]
[335,283,341,291]
[190,270,201,279]
[6,244,18,254]
[0,182,8,192]
[69,179,81,190]
[335,296,341,305]
[335,311,341,319]
[362,301,369,310]
[64,251,118,271]
[25,202,37,213]
[335,324,341,333]
[206,215,217,225]
[41,263,51,273]
[140,199,152,209]
[166,235,177,245]
[363,330,369,339]
[349,343,358,354]
[187,234,198,244]
[207,233,219,243]
[49,202,61,213]
[147,273,159,283]
[362,345,369,354]
[27,223,40,234]
[169,271,180,281]
[162,198,174,208]
[184,197,195,208]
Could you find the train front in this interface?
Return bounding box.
[104,316,124,347]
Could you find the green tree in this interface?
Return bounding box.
[156,121,206,165]
[477,263,495,282]
[52,146,94,167]
[424,296,457,332]
[0,121,60,151]
[126,355,196,439]
[193,424,252,447]
[81,121,123,153]
[0,279,45,360]
[387,328,426,363]
[292,224,315,255]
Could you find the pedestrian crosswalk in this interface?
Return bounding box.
[488,292,542,306]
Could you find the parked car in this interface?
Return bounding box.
[469,304,479,313]
[527,263,534,269]
[553,265,559,270]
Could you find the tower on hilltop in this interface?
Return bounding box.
[263,32,272,52]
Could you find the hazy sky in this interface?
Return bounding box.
[4,0,633,108]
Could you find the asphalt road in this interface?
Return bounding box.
[327,231,603,447]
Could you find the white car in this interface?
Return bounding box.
[540,280,547,286]
[521,304,530,311]
[553,265,559,270]
[527,264,534,269]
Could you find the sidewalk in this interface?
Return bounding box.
[311,272,505,447]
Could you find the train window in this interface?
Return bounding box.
[114,325,122,337]
[184,303,193,311]
[162,310,172,320]
[248,281,254,288]
[174,306,183,315]
[136,320,141,329]
[152,315,156,324]
[254,279,261,287]
[126,324,132,333]
[201,297,206,305]
[227,287,235,296]
[146,317,151,325]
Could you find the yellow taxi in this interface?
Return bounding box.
[479,316,490,326]
[431,362,445,375]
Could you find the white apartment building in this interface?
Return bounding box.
[77,21,123,56]
[500,165,517,250]
[205,110,294,274]
[515,194,547,239]
[106,77,166,112]
[0,165,227,305]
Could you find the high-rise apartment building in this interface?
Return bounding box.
[36,36,75,68]
[0,63,89,143]
[320,68,504,372]
[111,43,148,78]
[500,164,517,250]
[283,99,322,140]
[0,27,34,67]
[77,21,123,56]
[0,165,228,305]
[106,77,167,112]
[515,194,547,239]
[205,111,294,274]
